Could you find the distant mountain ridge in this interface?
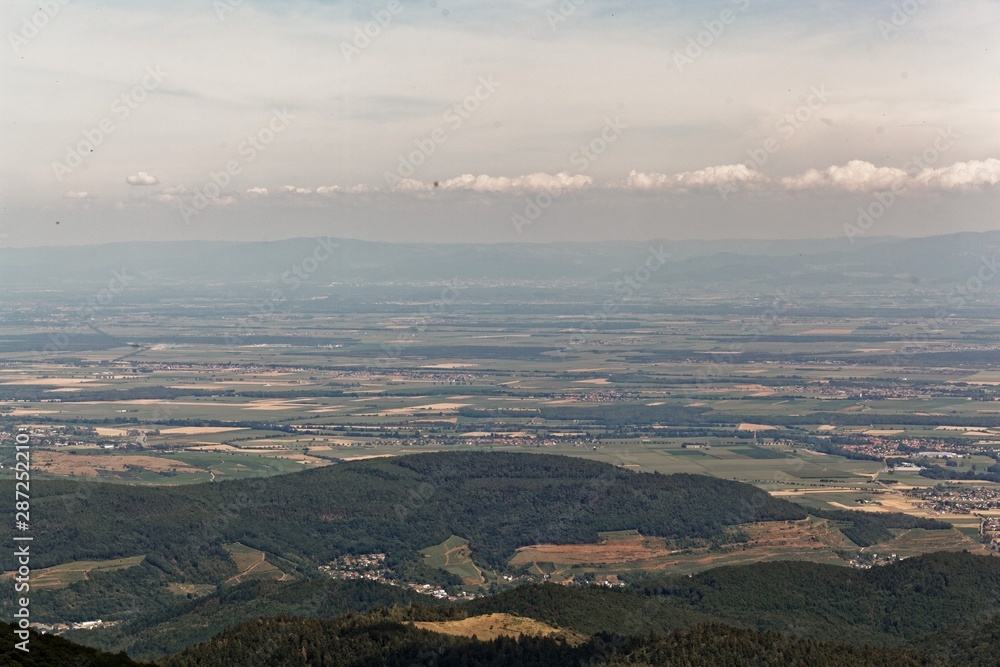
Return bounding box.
[2,230,998,290]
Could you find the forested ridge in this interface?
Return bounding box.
[9,543,1000,664]
[4,452,804,579]
[153,552,1000,666]
[0,452,962,665]
[158,614,946,667]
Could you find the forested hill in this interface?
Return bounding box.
[0,621,144,666]
[13,550,1000,665]
[21,452,805,577]
[4,452,952,662]
[158,615,943,667]
[0,616,942,667]
[157,552,1000,666]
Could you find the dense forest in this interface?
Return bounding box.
[0,621,142,666]
[157,614,946,667]
[147,552,1000,666]
[2,452,803,582]
[67,578,439,659]
[2,616,947,666]
[0,452,949,647]
[34,550,1000,664]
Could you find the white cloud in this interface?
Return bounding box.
[623,170,674,190]
[63,191,91,199]
[138,159,1000,213]
[675,164,769,190]
[776,159,1000,193]
[125,171,160,186]
[439,172,593,193]
[624,165,767,192]
[916,159,1000,190]
[389,173,594,195]
[780,160,909,192]
[315,184,372,195]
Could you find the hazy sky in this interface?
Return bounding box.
[2,0,999,247]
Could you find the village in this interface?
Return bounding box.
[319,553,482,601]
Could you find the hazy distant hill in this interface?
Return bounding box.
[2,230,998,291]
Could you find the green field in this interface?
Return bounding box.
[9,555,146,589]
[421,536,492,585]
[222,543,291,585]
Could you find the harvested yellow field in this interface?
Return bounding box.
[242,400,304,411]
[803,328,854,334]
[185,444,241,452]
[0,378,105,386]
[160,426,248,435]
[738,423,779,431]
[337,454,400,461]
[94,427,132,436]
[413,614,586,645]
[511,519,859,576]
[381,402,471,415]
[510,534,677,567]
[33,451,200,477]
[3,556,144,589]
